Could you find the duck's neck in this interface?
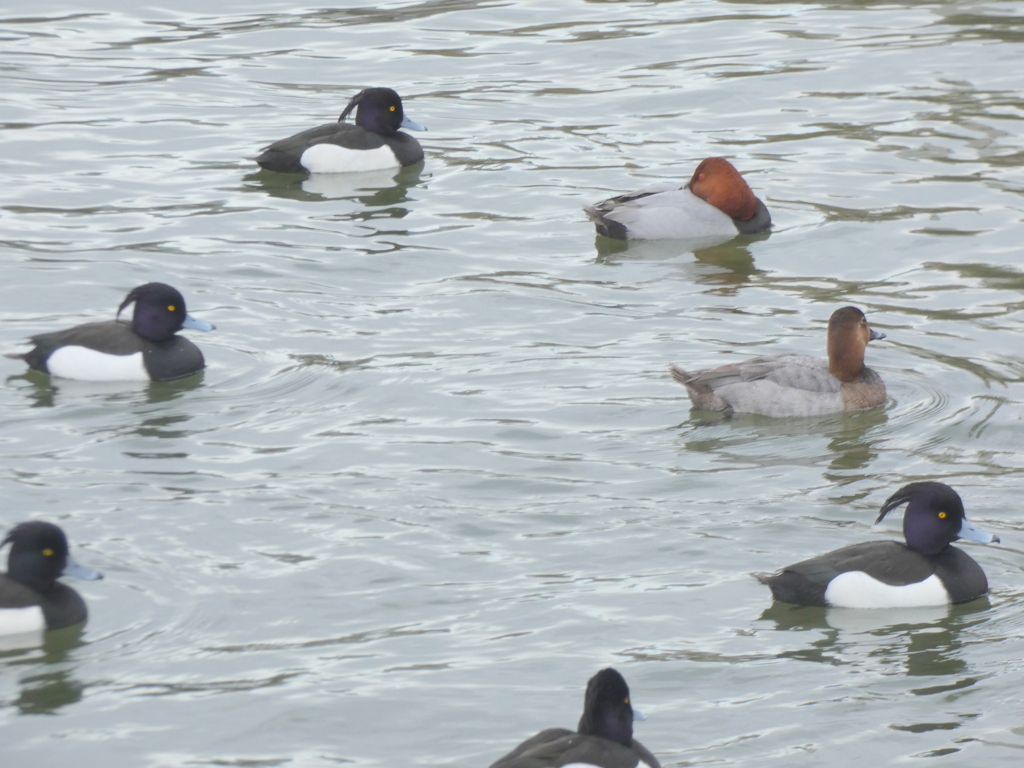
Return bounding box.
[827,335,865,381]
[578,707,632,747]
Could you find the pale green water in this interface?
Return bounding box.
[2,1,1024,766]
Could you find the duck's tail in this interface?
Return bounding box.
[670,363,731,413]
[583,204,627,240]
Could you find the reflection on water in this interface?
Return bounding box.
[1,624,87,716]
[759,598,992,686]
[129,413,193,441]
[691,239,764,288]
[824,407,889,475]
[5,371,205,408]
[927,261,1024,297]
[3,0,1024,764]
[5,371,56,408]
[593,231,770,294]
[14,667,86,715]
[146,375,207,405]
[593,232,769,293]
[244,165,426,207]
[676,408,889,478]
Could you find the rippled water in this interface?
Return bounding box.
[2,1,1024,766]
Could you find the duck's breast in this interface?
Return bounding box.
[36,582,89,629]
[929,546,989,604]
[839,368,886,410]
[140,336,206,381]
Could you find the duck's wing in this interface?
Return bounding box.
[0,576,42,609]
[490,730,658,768]
[259,122,351,153]
[257,123,386,172]
[701,354,841,394]
[488,728,574,768]
[628,738,662,768]
[757,541,932,606]
[589,181,689,209]
[15,321,141,372]
[678,355,836,391]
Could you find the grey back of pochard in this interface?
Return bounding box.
[585,157,771,241]
[670,306,886,417]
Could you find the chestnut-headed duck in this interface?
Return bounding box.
[256,87,426,175]
[757,482,999,608]
[584,157,771,241]
[670,306,886,417]
[7,283,214,381]
[488,668,661,768]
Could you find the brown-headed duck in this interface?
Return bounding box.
[670,306,886,417]
[585,157,771,240]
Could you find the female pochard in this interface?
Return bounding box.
[585,157,771,240]
[488,668,660,768]
[757,482,999,608]
[670,306,886,417]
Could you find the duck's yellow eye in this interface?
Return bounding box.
[390,105,396,112]
[42,548,53,556]
[167,305,176,312]
[938,511,947,519]
[624,697,630,704]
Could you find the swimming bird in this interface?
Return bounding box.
[670,306,886,417]
[757,482,999,608]
[256,87,426,174]
[7,282,214,381]
[488,667,661,768]
[584,157,771,240]
[0,521,102,634]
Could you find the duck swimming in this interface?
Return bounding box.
[670,306,886,417]
[488,667,661,768]
[256,87,426,174]
[0,521,102,634]
[585,157,771,240]
[7,282,214,381]
[757,482,999,608]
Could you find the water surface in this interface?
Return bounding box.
[2,1,1024,766]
